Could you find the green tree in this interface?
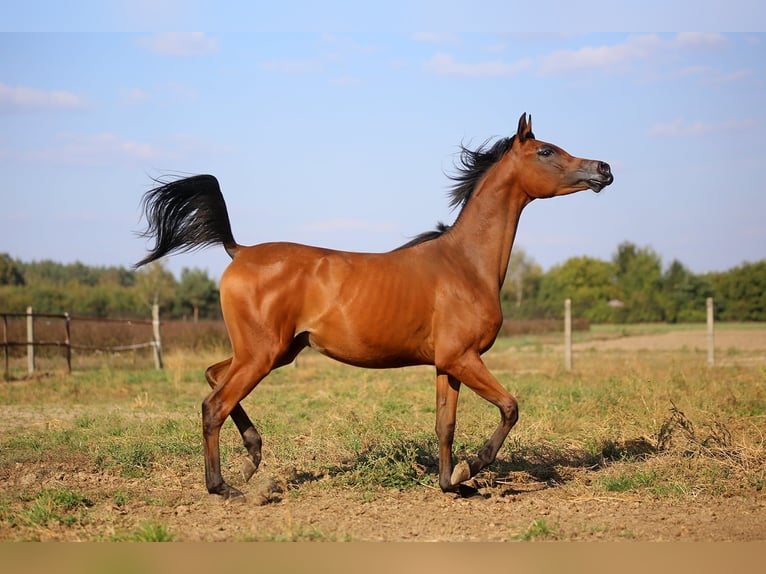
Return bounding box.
[709,261,766,321]
[134,261,177,313]
[0,253,25,286]
[177,267,219,321]
[536,256,618,321]
[661,260,712,322]
[501,248,543,318]
[612,242,664,322]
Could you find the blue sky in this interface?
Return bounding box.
[2,17,765,280]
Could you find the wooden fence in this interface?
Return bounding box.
[562,297,716,370]
[1,305,163,379]
[3,298,720,379]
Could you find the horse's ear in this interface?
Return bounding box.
[516,113,533,141]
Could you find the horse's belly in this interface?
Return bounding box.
[307,326,433,369]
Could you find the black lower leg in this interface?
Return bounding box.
[230,406,262,462]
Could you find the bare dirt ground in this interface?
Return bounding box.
[574,328,766,354]
[4,456,765,542]
[2,329,765,542]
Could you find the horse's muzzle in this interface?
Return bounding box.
[587,161,613,193]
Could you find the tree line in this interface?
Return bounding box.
[501,242,765,322]
[1,242,765,322]
[0,254,219,321]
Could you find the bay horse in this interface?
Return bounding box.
[136,113,613,500]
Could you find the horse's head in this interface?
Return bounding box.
[506,113,613,199]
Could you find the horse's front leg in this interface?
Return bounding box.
[206,359,263,482]
[442,352,519,488]
[435,371,461,492]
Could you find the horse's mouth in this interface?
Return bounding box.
[588,179,605,193]
[587,175,613,193]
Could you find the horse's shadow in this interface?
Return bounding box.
[279,435,657,497]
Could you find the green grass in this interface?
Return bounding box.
[514,518,556,541]
[125,521,174,542]
[336,431,438,490]
[16,488,92,530]
[600,469,659,492]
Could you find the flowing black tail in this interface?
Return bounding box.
[135,174,238,268]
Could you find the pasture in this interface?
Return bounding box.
[0,325,764,541]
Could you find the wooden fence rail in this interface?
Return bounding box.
[1,305,162,379]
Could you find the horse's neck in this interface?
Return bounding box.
[447,172,531,290]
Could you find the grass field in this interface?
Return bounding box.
[0,325,764,541]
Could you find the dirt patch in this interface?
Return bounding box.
[2,459,764,542]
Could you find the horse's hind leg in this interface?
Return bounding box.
[206,358,262,482]
[202,357,273,500]
[202,338,306,500]
[435,371,462,492]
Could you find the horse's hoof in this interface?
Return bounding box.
[450,460,471,485]
[241,458,258,482]
[222,488,246,505]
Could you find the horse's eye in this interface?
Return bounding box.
[537,147,554,158]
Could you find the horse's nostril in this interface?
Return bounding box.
[599,161,611,175]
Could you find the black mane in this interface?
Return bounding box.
[396,135,522,250]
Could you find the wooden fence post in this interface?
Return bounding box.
[564,298,572,371]
[707,297,715,367]
[152,303,163,369]
[2,314,8,380]
[26,306,35,375]
[64,312,72,374]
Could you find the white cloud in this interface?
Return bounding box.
[0,83,87,111]
[527,33,726,77]
[538,34,664,75]
[650,118,754,137]
[137,32,219,56]
[425,33,726,78]
[427,52,530,77]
